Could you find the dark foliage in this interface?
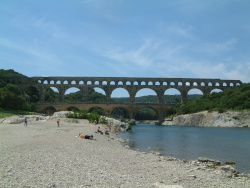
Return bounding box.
[135,108,158,120]
[0,84,35,111]
[87,89,106,102]
[25,86,39,103]
[175,83,250,114]
[0,69,26,87]
[45,88,59,102]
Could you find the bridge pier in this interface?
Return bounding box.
[129,110,135,120]
[180,90,188,103]
[158,111,165,125]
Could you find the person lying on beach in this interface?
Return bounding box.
[78,134,96,140]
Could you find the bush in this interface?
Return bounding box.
[66,110,101,122]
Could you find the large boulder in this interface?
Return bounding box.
[104,117,130,132]
[163,111,250,127]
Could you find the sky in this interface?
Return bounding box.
[0,0,250,96]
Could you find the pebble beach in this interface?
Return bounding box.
[1,117,250,188]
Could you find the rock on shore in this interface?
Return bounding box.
[163,111,250,127]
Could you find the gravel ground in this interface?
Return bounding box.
[1,118,250,188]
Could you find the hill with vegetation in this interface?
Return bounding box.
[175,83,250,115]
[0,69,27,87]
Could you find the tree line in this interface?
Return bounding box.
[175,83,250,115]
[0,69,36,111]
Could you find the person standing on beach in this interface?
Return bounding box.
[57,119,60,127]
[24,117,27,126]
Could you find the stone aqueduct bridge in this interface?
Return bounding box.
[6,77,242,123]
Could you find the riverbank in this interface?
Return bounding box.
[163,110,250,127]
[1,117,250,187]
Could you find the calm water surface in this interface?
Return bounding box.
[117,124,250,174]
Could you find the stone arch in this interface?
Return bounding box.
[135,88,158,103]
[148,81,153,85]
[64,87,81,102]
[45,87,59,102]
[187,88,203,99]
[43,106,57,115]
[71,80,76,85]
[64,87,80,95]
[88,87,106,102]
[210,89,223,93]
[88,106,105,115]
[133,81,139,85]
[164,88,181,104]
[193,82,198,86]
[135,107,158,120]
[56,80,61,84]
[111,107,129,119]
[126,81,131,85]
[118,81,123,85]
[155,81,160,85]
[66,106,79,111]
[102,81,108,85]
[111,88,130,103]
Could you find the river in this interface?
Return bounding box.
[117,124,250,174]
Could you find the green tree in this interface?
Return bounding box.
[87,89,106,102]
[0,84,26,110]
[25,87,39,103]
[45,88,59,102]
